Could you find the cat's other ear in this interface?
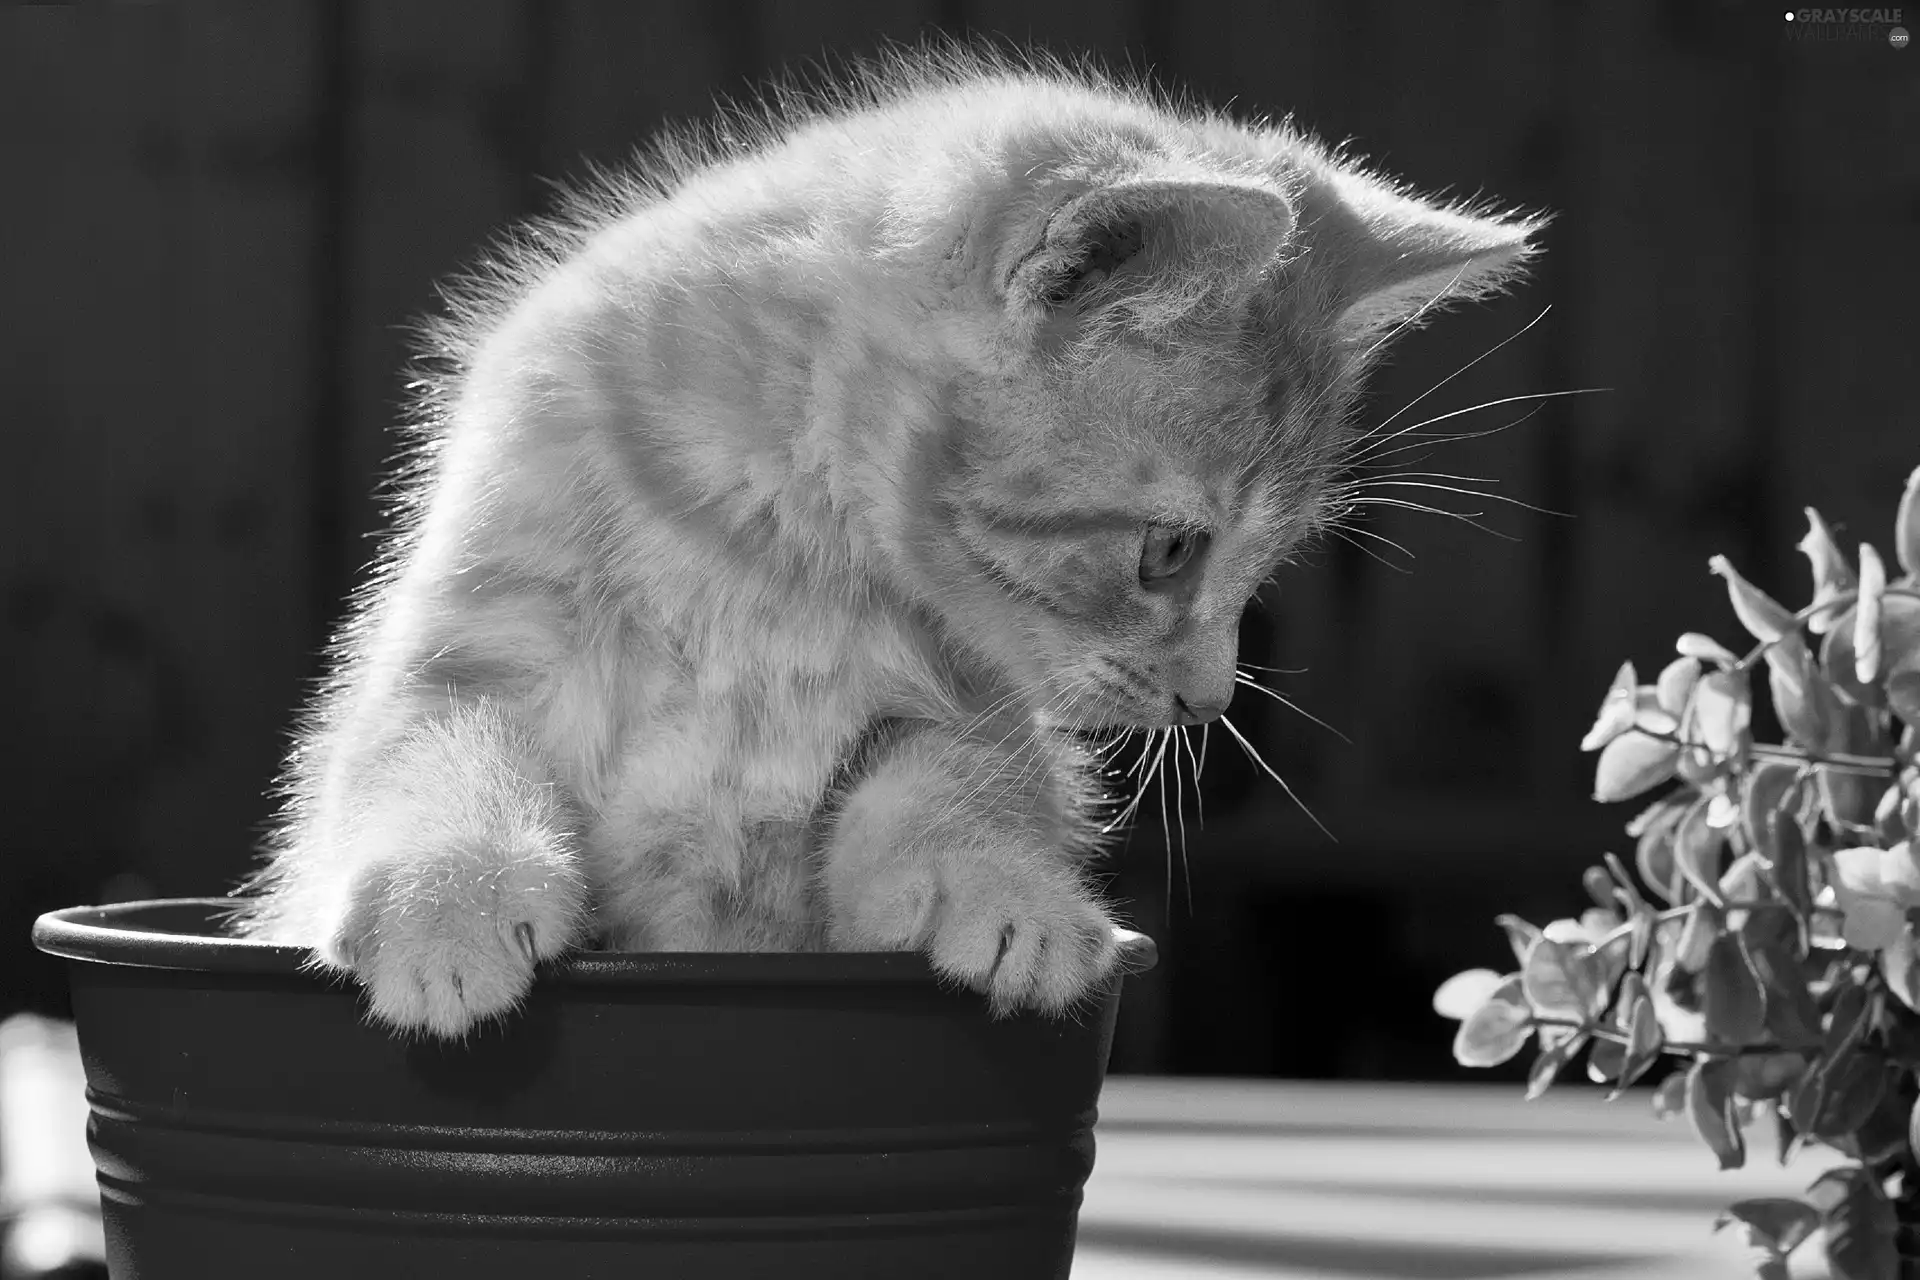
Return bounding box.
[1313,167,1545,350]
[1005,180,1295,314]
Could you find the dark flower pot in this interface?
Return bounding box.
[32,899,1155,1280]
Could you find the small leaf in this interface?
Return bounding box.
[1652,955,1709,1046]
[1819,703,1891,829]
[1801,507,1859,635]
[1635,797,1690,904]
[1686,669,1753,759]
[1673,796,1728,904]
[1856,544,1887,685]
[1908,1094,1920,1164]
[1774,1101,1802,1166]
[1521,937,1601,1022]
[1582,864,1616,911]
[1896,466,1920,579]
[1714,1197,1821,1260]
[1587,1032,1626,1084]
[1823,607,1888,710]
[1789,1051,1888,1148]
[1808,1166,1898,1280]
[1730,1052,1808,1102]
[1719,850,1764,904]
[1525,1030,1585,1100]
[1604,850,1649,912]
[1874,783,1905,846]
[1824,982,1872,1056]
[1594,731,1680,803]
[1710,555,1798,645]
[1656,656,1703,717]
[1651,1069,1689,1119]
[1686,1058,1746,1170]
[1452,997,1532,1068]
[1613,983,1663,1097]
[1707,792,1740,830]
[1835,1077,1910,1164]
[1626,794,1684,839]
[1544,909,1620,946]
[1815,1053,1888,1140]
[1633,688,1679,737]
[1615,968,1648,1017]
[1702,932,1768,1046]
[1889,671,1920,727]
[1879,927,1920,1013]
[1627,903,1656,970]
[1884,604,1920,691]
[1742,913,1823,1049]
[1678,632,1741,667]
[1676,902,1723,972]
[1741,762,1804,858]
[1830,843,1920,951]
[1582,660,1640,751]
[1592,930,1630,998]
[1495,914,1542,967]
[1433,968,1508,1020]
[1766,811,1815,921]
[1765,632,1836,749]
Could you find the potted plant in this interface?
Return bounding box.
[1436,468,1920,1279]
[32,898,1153,1280]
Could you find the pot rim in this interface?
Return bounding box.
[32,898,1157,987]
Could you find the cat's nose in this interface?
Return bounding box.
[1171,694,1227,725]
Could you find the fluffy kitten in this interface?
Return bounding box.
[234,50,1541,1039]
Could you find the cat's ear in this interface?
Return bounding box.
[1316,169,1544,349]
[1006,181,1295,313]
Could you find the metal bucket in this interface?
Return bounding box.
[33,899,1153,1280]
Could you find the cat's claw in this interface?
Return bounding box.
[835,852,1120,1017]
[325,849,585,1039]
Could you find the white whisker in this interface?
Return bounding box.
[1157,729,1174,900]
[1353,306,1555,456]
[1326,523,1417,571]
[1233,673,1352,744]
[1349,404,1553,470]
[1175,726,1200,910]
[1349,385,1604,466]
[1347,478,1568,518]
[1347,496,1519,542]
[1219,715,1336,843]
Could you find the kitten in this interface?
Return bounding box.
[233,49,1542,1039]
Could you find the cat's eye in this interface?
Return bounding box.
[1139,525,1208,586]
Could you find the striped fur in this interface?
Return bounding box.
[232,46,1542,1038]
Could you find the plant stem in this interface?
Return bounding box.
[1529,1014,1793,1059]
[1749,743,1897,778]
[1651,901,1842,922]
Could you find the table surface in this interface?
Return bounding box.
[1077,1077,1842,1280]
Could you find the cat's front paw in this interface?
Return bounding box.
[834,848,1120,1016]
[322,845,587,1039]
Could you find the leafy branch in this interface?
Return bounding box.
[1436,472,1920,1280]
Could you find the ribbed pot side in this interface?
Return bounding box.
[35,900,1153,1280]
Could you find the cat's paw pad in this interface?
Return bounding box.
[840,854,1120,1016]
[324,847,586,1039]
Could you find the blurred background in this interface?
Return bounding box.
[0,3,1916,1272]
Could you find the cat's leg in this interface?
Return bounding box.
[822,726,1120,1015]
[312,700,589,1038]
